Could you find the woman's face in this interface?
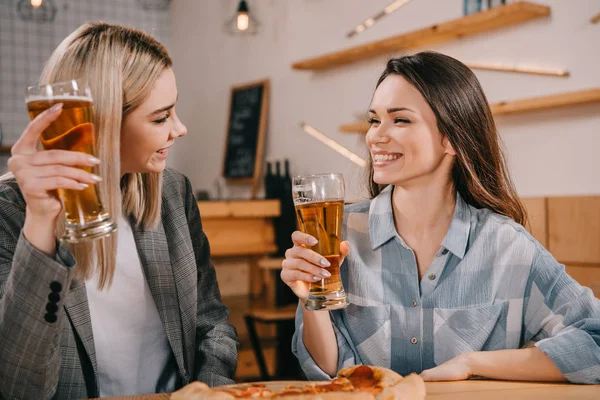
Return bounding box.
[121,68,187,175]
[366,74,455,188]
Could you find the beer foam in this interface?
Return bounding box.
[26,95,92,103]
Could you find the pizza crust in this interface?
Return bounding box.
[170,382,235,400]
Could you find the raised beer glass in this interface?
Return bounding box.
[25,79,117,242]
[293,173,349,310]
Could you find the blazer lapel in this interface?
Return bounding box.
[64,279,98,379]
[131,219,187,380]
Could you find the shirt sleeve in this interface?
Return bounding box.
[291,302,361,380]
[184,177,238,387]
[523,246,600,384]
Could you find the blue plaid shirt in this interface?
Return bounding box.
[292,186,600,384]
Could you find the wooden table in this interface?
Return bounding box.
[100,380,600,399]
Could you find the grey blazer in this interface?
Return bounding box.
[0,168,238,400]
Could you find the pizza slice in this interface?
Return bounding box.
[170,365,425,399]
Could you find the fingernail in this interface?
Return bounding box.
[307,237,318,245]
[90,174,102,182]
[50,103,63,113]
[78,183,89,189]
[321,269,331,278]
[88,156,100,164]
[319,258,331,267]
[313,276,321,281]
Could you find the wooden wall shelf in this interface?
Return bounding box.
[0,146,12,154]
[340,88,600,133]
[291,2,550,71]
[491,87,600,116]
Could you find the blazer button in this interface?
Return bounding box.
[410,337,418,344]
[46,303,59,313]
[48,292,60,303]
[44,313,58,323]
[428,273,436,281]
[50,281,63,292]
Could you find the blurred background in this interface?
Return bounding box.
[1,0,599,383]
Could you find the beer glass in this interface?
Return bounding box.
[25,80,117,242]
[292,173,349,310]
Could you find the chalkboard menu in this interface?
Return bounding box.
[222,79,269,188]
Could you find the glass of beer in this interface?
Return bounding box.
[25,79,117,243]
[292,173,349,311]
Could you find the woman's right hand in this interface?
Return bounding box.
[8,103,101,221]
[7,103,101,255]
[281,231,350,302]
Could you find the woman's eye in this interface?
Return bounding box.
[153,112,171,124]
[394,118,410,124]
[367,118,380,125]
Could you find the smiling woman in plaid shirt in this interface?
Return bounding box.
[282,52,600,385]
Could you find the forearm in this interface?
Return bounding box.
[301,303,338,377]
[468,348,567,382]
[0,233,75,399]
[195,321,238,386]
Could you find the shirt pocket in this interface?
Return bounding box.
[343,304,391,367]
[433,302,508,366]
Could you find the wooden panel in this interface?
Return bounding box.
[235,347,276,380]
[565,265,600,298]
[203,218,276,257]
[591,12,600,24]
[213,259,250,297]
[0,146,11,154]
[292,2,550,70]
[198,200,280,219]
[520,197,548,248]
[258,257,285,270]
[548,197,600,265]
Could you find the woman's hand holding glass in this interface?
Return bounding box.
[281,231,350,303]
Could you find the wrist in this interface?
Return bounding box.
[460,352,477,378]
[23,212,58,257]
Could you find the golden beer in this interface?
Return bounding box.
[25,80,116,242]
[293,173,348,310]
[295,200,344,296]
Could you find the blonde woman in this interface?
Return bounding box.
[0,23,237,399]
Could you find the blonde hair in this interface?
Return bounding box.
[11,22,172,288]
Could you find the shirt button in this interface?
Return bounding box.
[428,273,436,280]
[410,337,418,344]
[441,248,449,255]
[411,300,417,307]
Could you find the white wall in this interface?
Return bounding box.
[169,0,600,201]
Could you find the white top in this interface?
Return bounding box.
[86,215,178,397]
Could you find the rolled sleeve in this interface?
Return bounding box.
[524,247,600,384]
[291,303,359,380]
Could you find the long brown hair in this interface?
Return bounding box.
[367,52,527,226]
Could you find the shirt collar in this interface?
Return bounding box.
[369,187,471,259]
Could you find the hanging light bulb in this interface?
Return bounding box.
[30,0,43,8]
[226,0,259,35]
[237,12,249,31]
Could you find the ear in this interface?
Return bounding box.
[442,137,456,156]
